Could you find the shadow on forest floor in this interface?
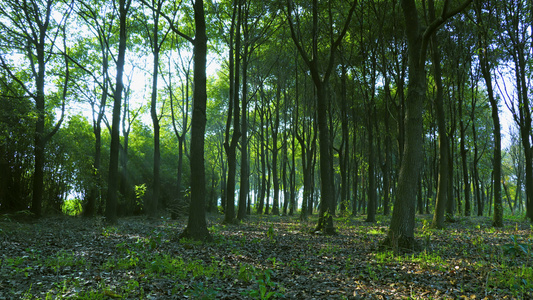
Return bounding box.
[0,212,532,299]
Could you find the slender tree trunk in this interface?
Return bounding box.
[223,0,241,223]
[475,2,502,227]
[365,108,376,223]
[352,117,359,216]
[86,61,108,217]
[287,0,356,234]
[289,129,296,215]
[282,130,289,215]
[106,0,130,224]
[430,10,449,229]
[386,0,471,248]
[150,32,161,219]
[339,64,349,214]
[271,85,281,216]
[179,0,211,241]
[258,106,266,214]
[459,90,470,216]
[237,20,249,220]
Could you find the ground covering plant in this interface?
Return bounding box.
[0,213,532,299]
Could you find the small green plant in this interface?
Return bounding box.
[266,224,276,242]
[45,250,86,273]
[503,235,533,258]
[61,199,83,216]
[487,265,533,297]
[241,268,284,300]
[135,183,147,211]
[101,226,118,237]
[267,257,281,268]
[185,282,218,299]
[288,258,309,273]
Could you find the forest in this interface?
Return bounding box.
[1,0,533,298]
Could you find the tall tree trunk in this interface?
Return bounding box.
[223,0,241,224]
[282,130,289,215]
[365,107,376,223]
[386,0,427,248]
[287,0,356,234]
[86,55,108,217]
[475,3,502,227]
[28,0,64,218]
[339,64,349,214]
[271,84,281,216]
[149,11,161,219]
[352,116,359,216]
[106,0,130,224]
[237,16,249,220]
[459,84,470,216]
[168,51,190,218]
[289,127,296,215]
[386,0,471,248]
[429,6,449,229]
[179,0,212,241]
[258,104,266,214]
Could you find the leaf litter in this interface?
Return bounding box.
[0,214,532,299]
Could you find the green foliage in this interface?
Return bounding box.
[134,183,147,211]
[184,282,218,299]
[45,250,86,273]
[61,199,83,216]
[240,266,284,300]
[487,266,533,297]
[266,224,276,243]
[502,235,533,258]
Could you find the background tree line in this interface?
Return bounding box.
[0,0,532,245]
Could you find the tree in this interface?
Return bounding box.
[222,0,242,224]
[177,0,212,241]
[474,1,503,227]
[165,39,192,219]
[385,0,472,248]
[139,0,171,218]
[106,0,132,224]
[497,0,533,222]
[0,75,34,212]
[286,0,357,234]
[73,0,116,217]
[429,0,450,229]
[0,0,72,218]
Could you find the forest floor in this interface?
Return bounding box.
[0,212,532,299]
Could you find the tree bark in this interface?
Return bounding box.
[223,0,241,224]
[179,0,212,242]
[287,0,356,234]
[386,0,472,248]
[475,2,502,227]
[237,37,249,220]
[149,0,163,219]
[106,0,130,224]
[429,3,449,229]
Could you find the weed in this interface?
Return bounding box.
[45,250,86,273]
[267,257,281,268]
[241,267,284,300]
[502,235,533,258]
[185,282,218,299]
[62,199,83,216]
[101,226,118,237]
[266,224,276,242]
[487,265,533,297]
[288,258,309,273]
